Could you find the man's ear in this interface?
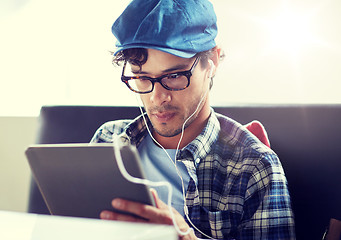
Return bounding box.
[208,59,215,78]
[208,46,221,77]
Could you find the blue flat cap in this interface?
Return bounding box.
[112,0,217,58]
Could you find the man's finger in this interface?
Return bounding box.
[112,198,173,224]
[100,210,116,220]
[100,210,147,223]
[112,199,155,217]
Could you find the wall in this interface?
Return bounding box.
[0,116,38,212]
[2,1,341,117]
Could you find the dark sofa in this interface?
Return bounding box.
[27,105,341,240]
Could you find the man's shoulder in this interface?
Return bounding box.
[100,119,133,133]
[213,112,277,165]
[90,119,133,143]
[209,113,284,188]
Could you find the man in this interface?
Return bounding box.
[91,0,295,239]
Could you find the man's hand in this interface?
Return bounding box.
[100,189,197,240]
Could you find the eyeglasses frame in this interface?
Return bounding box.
[121,56,200,94]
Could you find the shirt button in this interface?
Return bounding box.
[195,158,200,164]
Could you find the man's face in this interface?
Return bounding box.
[128,49,212,138]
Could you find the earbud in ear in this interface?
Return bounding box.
[208,60,214,78]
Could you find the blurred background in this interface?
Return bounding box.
[0,0,340,212]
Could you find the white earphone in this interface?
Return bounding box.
[208,59,214,78]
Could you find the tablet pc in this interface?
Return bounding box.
[25,143,155,219]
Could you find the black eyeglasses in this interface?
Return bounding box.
[121,56,200,94]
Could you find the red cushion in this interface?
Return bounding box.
[245,120,271,148]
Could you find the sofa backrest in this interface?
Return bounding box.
[28,105,341,240]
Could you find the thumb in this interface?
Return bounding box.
[150,188,160,208]
[150,188,168,209]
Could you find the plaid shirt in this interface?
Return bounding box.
[91,109,295,240]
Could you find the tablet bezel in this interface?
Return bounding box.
[25,143,155,219]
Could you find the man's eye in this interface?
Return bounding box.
[167,74,180,79]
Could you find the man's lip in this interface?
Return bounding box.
[152,112,176,121]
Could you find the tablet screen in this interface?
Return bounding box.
[26,143,155,219]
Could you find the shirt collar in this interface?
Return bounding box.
[124,108,220,167]
[179,108,220,167]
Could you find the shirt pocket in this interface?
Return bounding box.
[200,206,233,239]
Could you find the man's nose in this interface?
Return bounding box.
[149,82,171,105]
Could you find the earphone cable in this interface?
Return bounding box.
[113,66,215,238]
[134,86,215,239]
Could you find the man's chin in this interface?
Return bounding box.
[153,125,183,138]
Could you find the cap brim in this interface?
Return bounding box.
[113,44,197,58]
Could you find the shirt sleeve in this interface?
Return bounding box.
[90,123,113,143]
[240,153,296,240]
